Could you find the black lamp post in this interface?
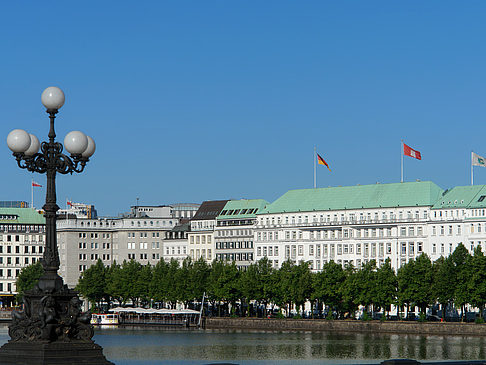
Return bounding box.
[0,87,112,365]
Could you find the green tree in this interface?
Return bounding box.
[275,259,295,316]
[451,243,472,320]
[164,259,182,308]
[340,263,359,318]
[239,261,260,316]
[106,261,127,305]
[135,263,152,306]
[354,260,378,312]
[119,259,144,306]
[313,261,345,317]
[411,254,434,314]
[187,257,210,303]
[398,254,434,315]
[374,258,397,316]
[150,259,169,304]
[291,261,313,315]
[432,256,455,320]
[397,259,415,316]
[15,261,43,302]
[468,245,486,319]
[76,259,108,310]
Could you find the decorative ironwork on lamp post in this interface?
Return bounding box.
[0,87,112,365]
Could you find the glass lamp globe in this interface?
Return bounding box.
[7,129,31,153]
[64,131,88,155]
[24,134,40,156]
[82,136,96,158]
[41,87,65,110]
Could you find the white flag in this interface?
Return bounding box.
[472,152,486,167]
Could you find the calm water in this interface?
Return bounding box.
[1,324,486,364]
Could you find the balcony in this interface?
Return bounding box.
[256,217,429,229]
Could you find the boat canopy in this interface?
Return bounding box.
[108,307,199,315]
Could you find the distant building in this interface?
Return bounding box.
[58,201,97,219]
[188,200,229,263]
[128,204,199,221]
[163,222,190,263]
[214,199,268,268]
[0,208,45,306]
[0,201,29,208]
[57,204,182,288]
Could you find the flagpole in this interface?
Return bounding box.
[472,151,474,186]
[401,140,404,183]
[31,179,34,209]
[314,146,317,189]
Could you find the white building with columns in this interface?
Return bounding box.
[254,181,443,272]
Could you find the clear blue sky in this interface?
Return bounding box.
[1,1,486,216]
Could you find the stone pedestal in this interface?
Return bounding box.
[0,340,114,365]
[0,282,113,365]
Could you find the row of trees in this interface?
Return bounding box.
[16,243,486,319]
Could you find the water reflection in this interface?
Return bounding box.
[1,324,486,364]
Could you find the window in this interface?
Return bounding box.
[401,243,406,255]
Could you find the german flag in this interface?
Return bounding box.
[317,153,331,171]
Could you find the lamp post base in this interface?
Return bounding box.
[0,340,114,365]
[0,276,113,365]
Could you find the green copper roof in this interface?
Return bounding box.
[217,199,269,220]
[0,208,45,224]
[259,181,444,214]
[432,185,486,209]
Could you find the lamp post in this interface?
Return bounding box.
[0,87,112,365]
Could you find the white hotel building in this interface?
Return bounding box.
[254,181,486,272]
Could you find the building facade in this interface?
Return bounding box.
[214,199,268,268]
[0,208,45,306]
[57,205,188,288]
[163,222,190,263]
[188,200,229,263]
[254,181,443,271]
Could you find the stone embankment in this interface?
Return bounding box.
[205,317,486,336]
[0,311,11,323]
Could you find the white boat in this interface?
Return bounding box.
[91,313,119,325]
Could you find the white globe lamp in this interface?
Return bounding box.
[7,129,31,153]
[64,131,88,155]
[41,87,65,110]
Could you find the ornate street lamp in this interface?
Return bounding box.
[0,87,112,364]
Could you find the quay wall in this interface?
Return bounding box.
[205,318,486,336]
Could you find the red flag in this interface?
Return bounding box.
[403,143,421,160]
[32,181,42,187]
[67,201,73,206]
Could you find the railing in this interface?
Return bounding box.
[256,217,430,229]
